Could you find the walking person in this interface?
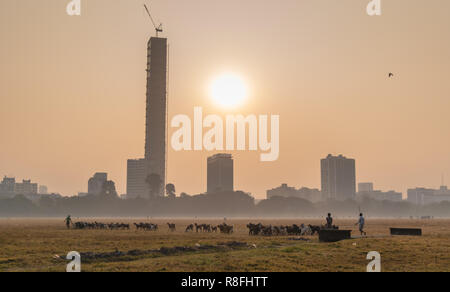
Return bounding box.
[65,215,72,229]
[356,213,367,236]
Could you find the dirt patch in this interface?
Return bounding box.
[218,241,248,248]
[287,237,312,242]
[76,241,250,262]
[0,259,19,265]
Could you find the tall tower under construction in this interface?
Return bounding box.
[127,4,167,199]
[144,37,167,197]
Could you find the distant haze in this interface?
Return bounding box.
[1,0,450,198]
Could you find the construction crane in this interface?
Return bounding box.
[144,4,163,37]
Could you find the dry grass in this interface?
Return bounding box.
[0,218,449,272]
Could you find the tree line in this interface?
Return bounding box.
[1,191,450,217]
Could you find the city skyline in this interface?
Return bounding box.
[3,151,447,201]
[1,0,450,199]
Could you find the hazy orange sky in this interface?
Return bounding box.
[1,0,450,198]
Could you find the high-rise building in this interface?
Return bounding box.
[127,36,167,199]
[88,173,107,195]
[207,154,234,194]
[126,159,147,199]
[321,154,356,200]
[144,37,167,197]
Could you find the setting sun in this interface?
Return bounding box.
[209,73,248,108]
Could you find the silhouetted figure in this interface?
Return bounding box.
[65,215,72,229]
[326,213,333,229]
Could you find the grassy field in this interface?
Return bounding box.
[0,218,449,272]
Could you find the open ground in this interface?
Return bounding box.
[0,218,449,272]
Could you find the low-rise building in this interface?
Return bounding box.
[358,190,403,202]
[0,176,16,197]
[408,186,450,205]
[358,182,374,193]
[88,173,108,195]
[39,185,48,195]
[267,184,322,203]
[1,176,56,201]
[14,179,38,195]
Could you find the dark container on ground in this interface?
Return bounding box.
[390,228,422,236]
[319,230,352,242]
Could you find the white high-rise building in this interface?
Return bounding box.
[207,154,234,194]
[321,154,356,200]
[126,159,147,199]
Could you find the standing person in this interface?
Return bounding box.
[356,213,367,236]
[326,213,333,229]
[65,215,72,229]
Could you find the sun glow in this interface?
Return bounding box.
[209,73,248,108]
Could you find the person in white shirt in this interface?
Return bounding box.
[356,213,367,236]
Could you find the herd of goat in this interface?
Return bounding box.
[73,222,130,230]
[71,221,234,234]
[185,223,234,234]
[71,221,337,236]
[246,223,334,236]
